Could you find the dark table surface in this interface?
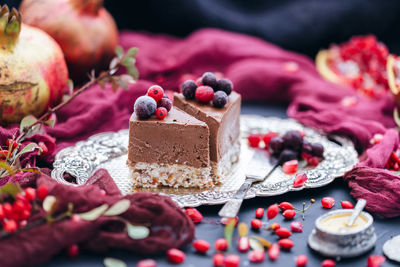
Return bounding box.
[44,103,400,267]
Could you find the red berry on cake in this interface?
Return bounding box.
[156,107,168,119]
[195,86,214,103]
[181,80,198,100]
[147,85,165,102]
[157,98,172,112]
[134,96,157,119]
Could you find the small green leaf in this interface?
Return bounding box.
[115,46,124,59]
[127,66,139,80]
[249,238,264,251]
[394,108,400,128]
[20,115,37,132]
[125,47,138,58]
[0,161,15,178]
[14,143,38,159]
[68,79,74,96]
[126,224,149,239]
[104,257,127,267]
[78,204,109,221]
[121,57,136,68]
[44,119,56,128]
[0,182,21,197]
[224,218,236,249]
[104,199,130,216]
[43,195,58,215]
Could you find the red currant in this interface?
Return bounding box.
[3,203,13,218]
[283,209,296,220]
[255,208,264,218]
[67,244,79,259]
[3,219,17,233]
[321,259,336,267]
[137,259,157,267]
[167,248,185,264]
[147,85,164,102]
[296,255,308,267]
[250,219,262,230]
[282,160,298,174]
[267,204,279,220]
[213,254,224,267]
[268,243,280,261]
[155,107,168,120]
[214,238,228,251]
[248,134,261,148]
[279,202,294,211]
[278,238,294,250]
[340,201,354,209]
[275,228,292,238]
[248,249,265,263]
[24,187,36,201]
[193,240,210,253]
[195,86,214,103]
[37,185,49,200]
[290,221,303,233]
[321,197,335,209]
[224,254,240,267]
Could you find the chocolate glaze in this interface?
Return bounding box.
[174,92,241,162]
[128,107,210,168]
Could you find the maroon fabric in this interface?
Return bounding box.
[0,170,194,267]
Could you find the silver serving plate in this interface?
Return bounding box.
[51,116,358,207]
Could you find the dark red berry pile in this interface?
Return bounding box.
[181,72,233,108]
[248,131,324,174]
[134,85,172,120]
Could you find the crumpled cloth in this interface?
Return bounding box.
[0,169,194,267]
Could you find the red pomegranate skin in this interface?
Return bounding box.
[19,0,118,82]
[0,22,68,125]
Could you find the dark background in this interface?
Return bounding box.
[4,0,400,57]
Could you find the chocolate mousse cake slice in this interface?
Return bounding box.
[174,91,241,178]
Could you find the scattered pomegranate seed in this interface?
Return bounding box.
[137,259,157,267]
[215,238,228,251]
[367,255,386,267]
[296,255,308,267]
[270,223,281,230]
[293,173,308,188]
[224,254,240,267]
[262,132,278,147]
[267,204,279,220]
[268,243,280,261]
[255,208,264,218]
[275,228,292,238]
[66,244,79,259]
[283,160,298,174]
[251,219,262,230]
[321,259,336,267]
[278,238,294,250]
[340,201,354,209]
[248,134,261,148]
[213,254,225,267]
[147,85,165,102]
[167,248,186,264]
[237,236,250,252]
[37,185,49,201]
[283,209,296,220]
[185,208,203,223]
[279,202,294,211]
[321,197,335,209]
[3,219,17,233]
[195,86,214,103]
[24,187,36,201]
[307,157,320,167]
[193,240,210,253]
[220,216,239,226]
[155,107,168,119]
[248,249,265,263]
[290,221,303,233]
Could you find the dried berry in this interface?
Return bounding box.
[212,91,228,108]
[290,221,303,233]
[367,255,385,267]
[215,238,228,251]
[283,130,303,151]
[134,96,157,119]
[66,244,79,259]
[181,80,198,100]
[279,202,294,211]
[275,228,292,238]
[216,78,233,95]
[340,201,354,209]
[282,159,298,174]
[202,72,218,89]
[213,254,225,267]
[251,219,262,230]
[237,236,250,252]
[278,238,294,250]
[255,208,264,218]
[321,259,336,267]
[185,208,203,223]
[157,97,172,112]
[321,197,335,209]
[296,255,308,267]
[137,259,157,267]
[283,209,296,219]
[279,150,298,164]
[167,248,186,263]
[268,243,280,261]
[269,136,284,155]
[267,204,279,220]
[193,240,210,253]
[155,107,167,120]
[262,132,279,148]
[248,249,265,263]
[195,86,214,103]
[293,173,308,188]
[224,254,240,267]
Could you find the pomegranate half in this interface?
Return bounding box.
[20,0,118,83]
[0,5,68,125]
[316,35,389,98]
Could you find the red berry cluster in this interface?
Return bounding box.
[0,185,48,233]
[147,85,173,120]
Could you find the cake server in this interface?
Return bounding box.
[218,149,278,218]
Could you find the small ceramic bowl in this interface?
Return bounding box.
[308,209,376,258]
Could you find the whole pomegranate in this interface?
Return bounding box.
[0,5,68,125]
[20,0,118,83]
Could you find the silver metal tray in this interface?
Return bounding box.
[51,116,358,207]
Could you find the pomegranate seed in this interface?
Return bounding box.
[248,249,265,263]
[296,255,308,267]
[193,240,210,253]
[185,208,203,223]
[267,204,279,220]
[307,157,320,167]
[278,238,294,250]
[262,132,278,147]
[147,85,165,102]
[321,197,335,209]
[251,219,262,230]
[293,173,308,188]
[220,216,238,226]
[255,208,264,218]
[167,248,185,264]
[213,254,225,267]
[282,209,296,219]
[367,255,385,267]
[237,236,250,252]
[137,259,157,267]
[155,107,167,119]
[340,201,354,209]
[38,142,48,155]
[195,86,214,103]
[290,221,303,233]
[3,219,17,233]
[270,223,281,230]
[275,228,292,238]
[67,244,79,259]
[0,205,4,220]
[24,187,36,201]
[215,238,228,251]
[37,185,49,200]
[279,202,294,211]
[224,254,240,267]
[268,243,280,261]
[283,160,298,174]
[248,134,261,148]
[321,259,336,267]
